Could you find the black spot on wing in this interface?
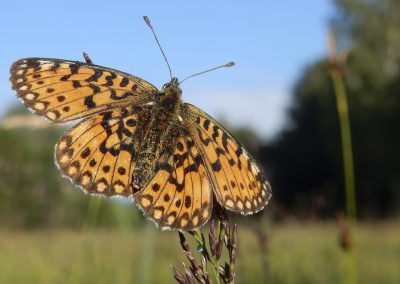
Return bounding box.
[211,160,222,172]
[110,91,134,100]
[85,69,103,82]
[105,73,117,86]
[69,63,79,74]
[120,77,129,87]
[50,62,60,72]
[197,128,211,146]
[203,119,210,130]
[185,196,191,209]
[84,95,96,109]
[60,74,71,81]
[72,80,82,88]
[88,83,101,94]
[212,125,219,140]
[221,132,230,152]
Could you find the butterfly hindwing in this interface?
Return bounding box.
[136,126,213,230]
[182,104,272,214]
[55,104,152,196]
[10,58,158,122]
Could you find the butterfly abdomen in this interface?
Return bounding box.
[131,102,178,191]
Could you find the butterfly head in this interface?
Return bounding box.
[161,77,182,98]
[160,77,182,112]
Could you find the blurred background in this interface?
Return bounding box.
[0,0,399,283]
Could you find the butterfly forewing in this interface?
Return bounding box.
[55,104,152,196]
[136,126,213,230]
[182,104,272,214]
[10,58,158,122]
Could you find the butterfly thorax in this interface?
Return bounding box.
[132,78,183,191]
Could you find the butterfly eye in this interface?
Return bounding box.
[162,83,171,89]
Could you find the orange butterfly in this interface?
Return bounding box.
[9,18,271,231]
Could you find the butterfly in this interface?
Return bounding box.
[10,17,271,231]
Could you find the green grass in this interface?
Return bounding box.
[0,222,399,284]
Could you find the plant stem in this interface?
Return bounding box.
[193,230,221,284]
[330,71,357,284]
[327,31,358,284]
[331,73,357,224]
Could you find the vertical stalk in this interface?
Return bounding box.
[331,73,357,224]
[331,71,357,284]
[327,32,357,284]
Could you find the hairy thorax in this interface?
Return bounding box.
[132,78,183,191]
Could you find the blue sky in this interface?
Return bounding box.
[0,0,334,138]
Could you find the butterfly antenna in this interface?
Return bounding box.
[179,61,235,85]
[143,16,173,80]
